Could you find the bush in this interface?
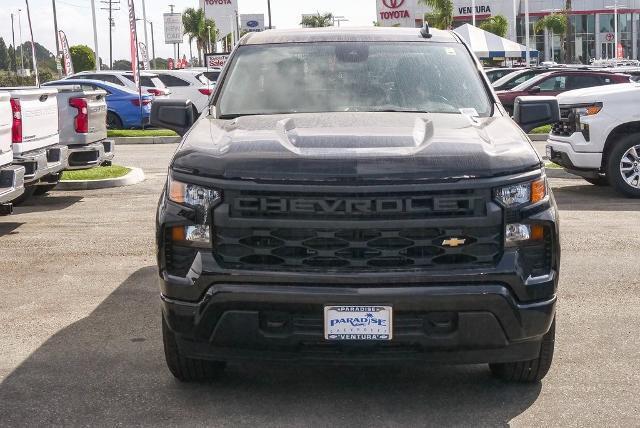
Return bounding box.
[70,45,96,72]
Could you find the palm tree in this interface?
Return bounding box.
[479,15,509,37]
[419,0,453,30]
[182,8,218,65]
[301,13,334,28]
[534,13,567,61]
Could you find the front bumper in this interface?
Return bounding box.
[547,135,602,173]
[13,145,69,184]
[65,140,115,170]
[0,164,25,206]
[162,283,556,364]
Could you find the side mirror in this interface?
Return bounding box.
[528,86,541,94]
[150,99,195,136]
[513,96,560,133]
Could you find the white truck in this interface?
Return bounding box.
[3,87,68,202]
[0,91,25,214]
[546,82,640,197]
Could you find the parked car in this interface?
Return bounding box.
[546,81,640,197]
[152,27,560,383]
[65,71,170,98]
[0,91,25,214]
[149,69,213,114]
[190,67,222,84]
[0,87,68,203]
[45,79,152,129]
[484,67,522,83]
[496,70,630,114]
[492,67,573,91]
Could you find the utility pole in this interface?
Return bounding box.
[52,0,61,77]
[150,21,156,69]
[91,0,100,70]
[100,0,120,69]
[18,9,24,71]
[10,13,17,73]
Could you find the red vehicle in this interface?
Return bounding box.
[496,70,630,115]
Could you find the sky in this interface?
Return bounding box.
[0,0,377,64]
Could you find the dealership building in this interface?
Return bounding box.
[376,0,640,63]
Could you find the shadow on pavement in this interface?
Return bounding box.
[14,194,84,214]
[552,184,640,211]
[0,222,24,237]
[0,267,541,427]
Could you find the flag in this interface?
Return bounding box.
[138,42,150,70]
[58,30,74,76]
[127,0,139,88]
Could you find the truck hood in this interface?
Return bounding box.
[173,112,541,182]
[557,82,640,105]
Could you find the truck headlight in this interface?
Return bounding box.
[571,103,602,118]
[493,177,547,208]
[168,176,221,212]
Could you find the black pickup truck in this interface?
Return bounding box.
[152,26,561,383]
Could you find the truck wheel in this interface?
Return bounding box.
[583,176,609,186]
[33,183,58,196]
[606,134,640,198]
[489,318,555,383]
[11,186,36,206]
[162,317,226,382]
[106,112,123,129]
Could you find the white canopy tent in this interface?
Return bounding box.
[453,24,539,59]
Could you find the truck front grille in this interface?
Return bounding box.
[214,225,501,271]
[551,107,576,137]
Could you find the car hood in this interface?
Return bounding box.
[172,112,541,182]
[557,82,640,105]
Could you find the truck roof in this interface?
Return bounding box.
[240,26,458,45]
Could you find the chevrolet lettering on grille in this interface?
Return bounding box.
[233,196,475,215]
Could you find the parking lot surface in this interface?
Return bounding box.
[0,144,638,426]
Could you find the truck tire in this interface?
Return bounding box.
[33,183,58,196]
[583,176,609,186]
[106,112,123,129]
[11,186,36,206]
[489,318,555,383]
[162,317,226,382]
[606,134,640,198]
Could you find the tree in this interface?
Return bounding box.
[0,38,7,71]
[153,57,168,69]
[534,13,567,62]
[112,59,132,71]
[419,0,453,30]
[564,0,573,63]
[183,8,218,64]
[300,13,334,28]
[479,15,509,37]
[70,45,96,72]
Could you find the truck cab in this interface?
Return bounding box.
[546,82,640,197]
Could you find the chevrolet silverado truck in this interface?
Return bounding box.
[2,87,68,202]
[152,27,561,383]
[0,91,25,214]
[35,83,115,194]
[547,82,640,197]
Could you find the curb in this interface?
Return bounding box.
[113,136,180,145]
[528,134,549,141]
[57,167,145,190]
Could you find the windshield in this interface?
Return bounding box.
[217,42,492,118]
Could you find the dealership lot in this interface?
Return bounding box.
[0,144,638,426]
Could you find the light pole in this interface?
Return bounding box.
[150,21,156,69]
[524,0,530,67]
[17,9,24,71]
[267,0,272,29]
[207,25,212,53]
[472,0,476,26]
[605,2,627,59]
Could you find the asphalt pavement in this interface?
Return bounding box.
[0,144,638,426]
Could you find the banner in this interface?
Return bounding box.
[204,53,229,69]
[163,13,183,44]
[138,42,150,70]
[240,14,264,33]
[127,0,139,88]
[24,0,39,86]
[200,0,238,41]
[58,30,74,76]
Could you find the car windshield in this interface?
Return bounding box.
[217,42,492,118]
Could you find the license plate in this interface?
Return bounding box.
[324,305,392,340]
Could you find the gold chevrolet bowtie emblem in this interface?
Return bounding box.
[442,237,466,247]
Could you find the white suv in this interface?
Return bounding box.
[150,70,213,114]
[66,71,171,97]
